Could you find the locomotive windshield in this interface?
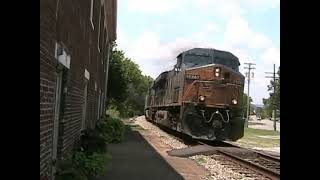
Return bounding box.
[183,54,239,71]
[184,54,212,68]
[215,57,239,71]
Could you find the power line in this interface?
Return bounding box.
[243,62,255,128]
[265,64,279,131]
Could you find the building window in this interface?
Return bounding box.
[90,0,94,29]
[55,43,71,69]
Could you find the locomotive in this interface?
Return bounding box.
[145,48,245,141]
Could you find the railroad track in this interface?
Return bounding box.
[216,149,279,179]
[151,122,280,179]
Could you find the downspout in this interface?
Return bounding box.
[103,43,111,115]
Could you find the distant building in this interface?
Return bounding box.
[40,0,117,179]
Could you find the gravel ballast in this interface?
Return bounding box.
[133,116,267,180]
[134,116,187,149]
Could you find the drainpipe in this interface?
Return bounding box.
[103,43,111,115]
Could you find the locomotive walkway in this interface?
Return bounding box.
[96,127,185,180]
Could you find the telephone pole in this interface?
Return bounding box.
[265,64,279,131]
[244,63,255,128]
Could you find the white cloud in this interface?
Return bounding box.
[242,0,280,12]
[126,0,279,18]
[192,24,221,42]
[192,0,279,17]
[192,0,244,18]
[127,0,183,14]
[118,0,279,104]
[120,32,196,78]
[261,47,280,66]
[116,28,130,51]
[249,34,273,49]
[223,16,273,50]
[118,27,278,105]
[223,16,251,47]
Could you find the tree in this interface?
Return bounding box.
[262,98,272,118]
[107,44,154,117]
[241,93,253,118]
[107,49,128,105]
[265,66,280,118]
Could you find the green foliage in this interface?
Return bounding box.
[56,128,110,179]
[108,50,128,104]
[55,154,88,180]
[78,129,107,155]
[240,93,254,118]
[96,115,125,143]
[262,98,272,118]
[255,107,265,118]
[107,44,154,117]
[56,113,125,179]
[56,115,124,179]
[73,151,111,178]
[106,106,120,118]
[262,67,280,119]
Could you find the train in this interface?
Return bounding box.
[144,48,245,141]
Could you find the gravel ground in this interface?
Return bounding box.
[190,155,254,180]
[134,116,264,180]
[134,116,188,149]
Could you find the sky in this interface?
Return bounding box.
[116,0,280,105]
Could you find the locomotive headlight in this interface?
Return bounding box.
[232,99,238,105]
[215,67,221,77]
[199,95,205,102]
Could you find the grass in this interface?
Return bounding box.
[196,157,207,164]
[125,124,144,131]
[244,128,280,136]
[236,128,280,148]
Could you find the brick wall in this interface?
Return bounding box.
[40,0,117,179]
[40,0,58,178]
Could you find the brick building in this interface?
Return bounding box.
[40,0,117,179]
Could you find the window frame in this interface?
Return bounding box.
[90,0,94,30]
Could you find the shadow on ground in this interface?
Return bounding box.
[96,125,184,180]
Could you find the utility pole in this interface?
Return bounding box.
[265,64,279,131]
[244,63,255,128]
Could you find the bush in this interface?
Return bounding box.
[55,155,87,180]
[73,151,111,178]
[79,129,107,154]
[96,115,125,143]
[106,107,120,118]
